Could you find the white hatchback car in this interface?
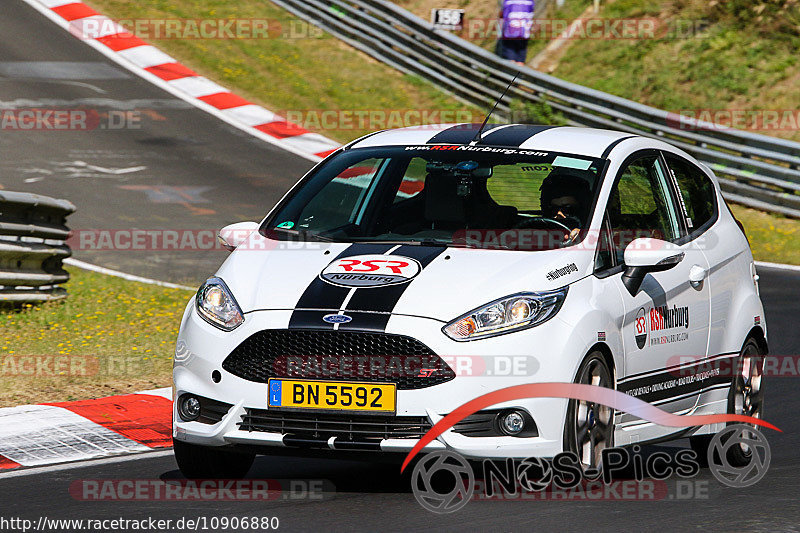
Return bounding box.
[173,124,767,478]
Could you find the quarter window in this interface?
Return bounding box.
[595,216,616,271]
[664,156,717,233]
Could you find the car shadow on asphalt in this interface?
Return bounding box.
[159,456,412,493]
[157,442,696,495]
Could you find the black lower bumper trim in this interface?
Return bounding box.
[333,440,382,451]
[282,436,329,448]
[281,435,384,451]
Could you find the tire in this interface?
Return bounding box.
[689,337,765,468]
[173,438,255,479]
[563,352,614,469]
[688,434,712,468]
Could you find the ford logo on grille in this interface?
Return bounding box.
[323,314,353,324]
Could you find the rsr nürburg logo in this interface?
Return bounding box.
[320,255,422,288]
[635,304,690,350]
[635,307,648,349]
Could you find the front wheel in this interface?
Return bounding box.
[174,438,255,479]
[563,352,614,469]
[690,337,765,467]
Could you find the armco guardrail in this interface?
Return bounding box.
[271,0,800,218]
[0,191,75,302]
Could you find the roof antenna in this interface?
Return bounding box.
[470,72,519,145]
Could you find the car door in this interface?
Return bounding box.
[661,153,723,354]
[596,152,711,421]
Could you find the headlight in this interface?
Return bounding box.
[196,277,244,331]
[443,289,567,341]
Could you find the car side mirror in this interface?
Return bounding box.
[218,221,259,252]
[621,238,684,296]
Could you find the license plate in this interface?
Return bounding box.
[268,379,396,413]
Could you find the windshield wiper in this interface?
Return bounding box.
[268,227,335,242]
[336,236,524,250]
[408,238,456,247]
[346,237,455,247]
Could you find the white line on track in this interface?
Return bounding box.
[64,258,195,291]
[755,261,800,273]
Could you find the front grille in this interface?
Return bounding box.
[222,329,455,390]
[239,409,431,440]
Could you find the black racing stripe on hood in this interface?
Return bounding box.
[288,243,396,330]
[327,311,392,333]
[477,124,558,147]
[337,245,447,331]
[426,124,504,145]
[287,310,337,330]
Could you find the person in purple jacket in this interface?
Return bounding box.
[496,0,535,64]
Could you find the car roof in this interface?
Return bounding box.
[347,124,639,159]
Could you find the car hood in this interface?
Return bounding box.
[216,235,594,322]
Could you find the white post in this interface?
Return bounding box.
[594,0,600,13]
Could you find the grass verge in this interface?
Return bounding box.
[553,0,800,142]
[0,267,191,407]
[731,205,800,266]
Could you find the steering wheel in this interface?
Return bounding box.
[515,216,573,234]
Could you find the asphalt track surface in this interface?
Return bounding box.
[1,1,799,531]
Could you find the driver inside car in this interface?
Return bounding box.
[539,171,593,243]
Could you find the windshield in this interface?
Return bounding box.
[264,145,605,250]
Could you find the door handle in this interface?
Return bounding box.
[689,265,707,288]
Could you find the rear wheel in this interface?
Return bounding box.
[563,352,614,469]
[173,438,255,479]
[690,338,764,467]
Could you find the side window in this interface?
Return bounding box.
[664,156,717,233]
[487,162,552,212]
[394,158,427,202]
[607,155,683,265]
[296,158,385,230]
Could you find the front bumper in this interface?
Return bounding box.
[173,305,594,459]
